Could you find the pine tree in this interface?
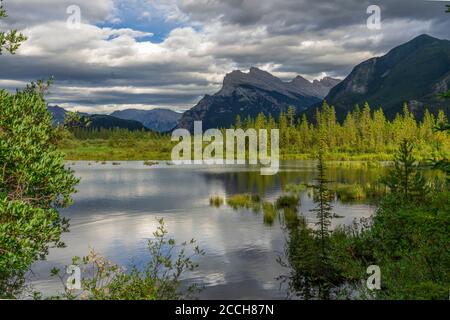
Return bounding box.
[0,1,27,55]
[279,111,288,148]
[342,112,358,149]
[287,106,296,128]
[299,114,311,150]
[359,103,374,149]
[382,139,429,201]
[373,108,387,151]
[235,115,242,129]
[312,148,333,253]
[311,146,334,298]
[255,112,266,130]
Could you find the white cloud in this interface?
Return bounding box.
[0,0,449,113]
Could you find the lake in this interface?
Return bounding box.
[30,160,383,299]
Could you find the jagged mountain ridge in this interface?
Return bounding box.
[177,67,340,131]
[324,34,450,120]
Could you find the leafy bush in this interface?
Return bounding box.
[47,219,205,300]
[0,86,79,297]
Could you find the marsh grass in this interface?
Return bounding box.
[275,194,300,209]
[209,196,224,208]
[262,202,276,226]
[283,183,306,194]
[331,183,387,203]
[226,194,261,212]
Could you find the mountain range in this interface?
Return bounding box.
[49,34,450,133]
[48,106,180,132]
[111,108,181,132]
[324,34,450,120]
[176,67,340,131]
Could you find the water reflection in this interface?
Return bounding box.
[30,161,378,299]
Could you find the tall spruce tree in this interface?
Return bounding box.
[311,146,334,299]
[382,139,429,201]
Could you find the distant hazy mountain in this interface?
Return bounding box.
[111,108,181,132]
[324,34,450,120]
[48,105,68,125]
[176,67,340,131]
[47,106,146,131]
[87,114,146,131]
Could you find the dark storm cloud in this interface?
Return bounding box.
[0,0,449,112]
[180,0,448,33]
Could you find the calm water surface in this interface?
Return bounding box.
[31,161,382,299]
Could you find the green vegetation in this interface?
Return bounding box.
[275,194,300,209]
[44,219,205,300]
[283,183,306,194]
[59,128,174,160]
[226,193,261,212]
[262,202,276,226]
[0,84,79,298]
[209,196,224,208]
[331,183,386,203]
[58,102,449,162]
[0,1,26,55]
[235,103,449,162]
[280,139,450,299]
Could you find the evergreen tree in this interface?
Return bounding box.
[382,139,429,201]
[373,108,387,151]
[299,114,311,150]
[287,106,296,127]
[0,1,26,55]
[279,111,288,148]
[255,112,266,130]
[359,103,374,149]
[342,112,358,149]
[235,115,242,129]
[311,147,334,299]
[312,148,333,253]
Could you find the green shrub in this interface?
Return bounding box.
[0,86,78,297]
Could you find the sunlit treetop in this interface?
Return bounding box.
[0,0,27,55]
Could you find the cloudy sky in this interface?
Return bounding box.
[0,0,449,113]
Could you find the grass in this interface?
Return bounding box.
[263,202,276,226]
[331,183,387,203]
[226,194,261,212]
[59,134,405,162]
[283,183,306,194]
[209,196,224,208]
[275,194,299,209]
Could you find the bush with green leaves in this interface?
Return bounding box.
[280,140,449,300]
[0,86,79,297]
[46,219,205,300]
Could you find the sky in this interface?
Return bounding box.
[0,0,449,113]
